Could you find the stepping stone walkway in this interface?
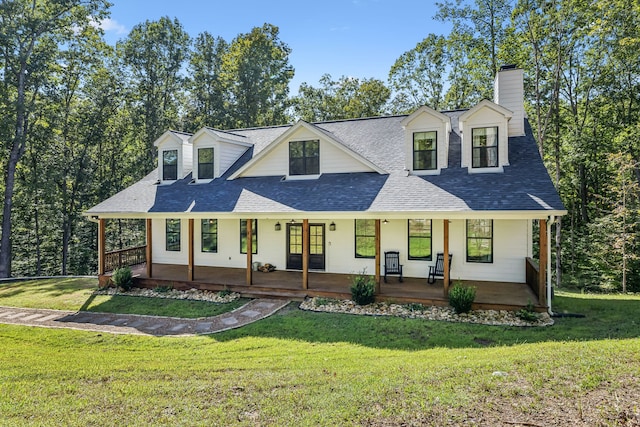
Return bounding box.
[0,299,289,336]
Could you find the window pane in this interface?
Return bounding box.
[166,219,181,251]
[413,132,437,171]
[408,219,432,260]
[289,140,320,175]
[472,127,498,168]
[201,219,217,252]
[355,219,376,258]
[240,219,257,254]
[198,148,214,179]
[163,150,178,180]
[467,219,493,262]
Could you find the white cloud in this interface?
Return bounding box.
[93,18,128,35]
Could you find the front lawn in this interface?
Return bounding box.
[0,279,639,425]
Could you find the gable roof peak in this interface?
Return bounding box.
[401,105,450,127]
[459,99,513,122]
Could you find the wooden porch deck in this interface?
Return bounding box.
[119,263,541,311]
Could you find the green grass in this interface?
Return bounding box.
[0,278,247,318]
[0,279,639,425]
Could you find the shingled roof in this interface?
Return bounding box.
[86,111,566,217]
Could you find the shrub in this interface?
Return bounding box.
[449,283,476,314]
[154,284,173,293]
[350,270,376,305]
[516,301,540,322]
[112,266,133,291]
[218,289,232,297]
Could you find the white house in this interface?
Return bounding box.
[86,66,566,310]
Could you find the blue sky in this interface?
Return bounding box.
[102,0,451,93]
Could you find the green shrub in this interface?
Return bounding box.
[516,301,540,322]
[218,289,232,297]
[154,285,173,293]
[350,270,376,305]
[112,266,133,291]
[448,283,476,314]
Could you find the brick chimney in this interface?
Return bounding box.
[494,65,525,137]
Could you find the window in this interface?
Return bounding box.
[289,140,319,176]
[467,219,493,262]
[201,219,217,252]
[240,219,257,254]
[408,219,432,260]
[472,127,498,168]
[198,147,214,180]
[413,131,437,170]
[163,149,178,180]
[166,219,181,251]
[355,219,376,258]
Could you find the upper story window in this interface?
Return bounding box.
[472,127,498,168]
[413,132,437,171]
[289,140,319,176]
[198,147,214,180]
[163,150,178,180]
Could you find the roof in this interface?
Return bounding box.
[86,111,566,218]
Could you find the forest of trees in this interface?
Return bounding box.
[1,0,639,292]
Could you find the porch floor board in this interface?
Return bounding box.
[120,263,540,311]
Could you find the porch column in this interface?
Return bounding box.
[145,218,153,278]
[539,219,548,306]
[188,218,194,281]
[246,219,253,286]
[98,218,105,275]
[374,219,381,293]
[443,218,450,297]
[302,219,309,290]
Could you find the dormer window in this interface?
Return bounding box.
[413,131,437,171]
[198,147,214,180]
[162,150,178,180]
[289,140,319,176]
[472,127,498,168]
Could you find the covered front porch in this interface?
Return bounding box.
[111,263,542,311]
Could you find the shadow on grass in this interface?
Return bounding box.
[0,278,95,299]
[211,294,640,351]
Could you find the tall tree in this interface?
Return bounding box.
[220,23,294,128]
[388,34,447,113]
[185,32,229,131]
[119,16,190,170]
[292,74,390,122]
[0,0,108,278]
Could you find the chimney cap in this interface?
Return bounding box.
[499,64,518,71]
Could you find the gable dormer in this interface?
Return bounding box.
[154,130,193,184]
[228,120,385,180]
[189,128,252,183]
[459,100,513,173]
[401,106,451,175]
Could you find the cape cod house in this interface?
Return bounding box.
[86,66,566,311]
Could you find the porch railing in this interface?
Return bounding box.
[104,245,147,272]
[525,257,540,300]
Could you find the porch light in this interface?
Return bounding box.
[383,219,389,224]
[275,222,281,231]
[329,222,336,231]
[290,219,295,224]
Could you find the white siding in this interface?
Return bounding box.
[219,141,248,176]
[460,107,509,169]
[494,68,525,136]
[151,217,530,283]
[403,111,449,174]
[181,141,193,176]
[322,141,373,173]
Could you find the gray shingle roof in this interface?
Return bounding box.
[86,112,565,216]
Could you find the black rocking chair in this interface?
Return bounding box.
[428,253,453,284]
[384,251,403,283]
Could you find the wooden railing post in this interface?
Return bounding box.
[539,219,548,306]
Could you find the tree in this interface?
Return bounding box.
[185,32,229,131]
[292,74,390,122]
[388,34,447,113]
[220,24,294,128]
[119,16,190,170]
[0,0,108,278]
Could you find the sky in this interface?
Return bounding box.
[102,0,452,93]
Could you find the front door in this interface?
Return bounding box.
[286,223,325,270]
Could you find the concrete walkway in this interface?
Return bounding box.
[0,299,289,336]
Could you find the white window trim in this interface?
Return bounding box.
[193,142,217,183]
[462,119,508,173]
[159,147,180,184]
[286,139,321,180]
[409,127,442,176]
